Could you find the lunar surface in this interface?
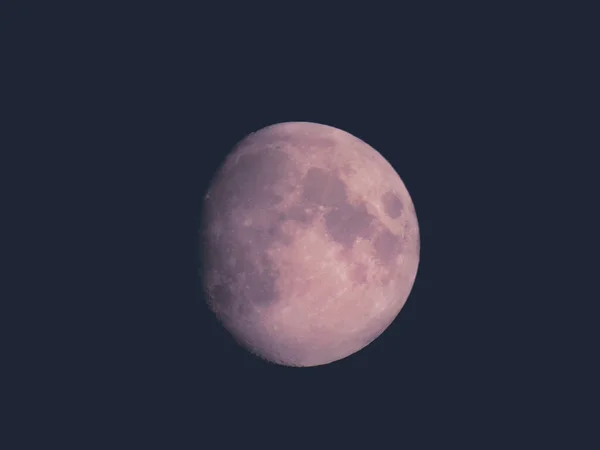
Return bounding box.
[201,122,419,367]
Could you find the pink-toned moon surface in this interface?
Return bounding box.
[201,122,419,367]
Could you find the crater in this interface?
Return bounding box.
[381,191,404,219]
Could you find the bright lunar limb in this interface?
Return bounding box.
[201,122,419,367]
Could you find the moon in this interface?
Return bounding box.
[201,122,420,367]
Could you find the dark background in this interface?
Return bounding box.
[4,3,587,446]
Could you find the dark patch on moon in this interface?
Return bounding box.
[207,283,234,313]
[324,202,374,249]
[261,212,287,238]
[236,248,279,308]
[205,268,257,319]
[262,217,293,246]
[216,148,292,211]
[381,191,404,219]
[373,228,403,266]
[300,167,376,249]
[204,224,281,313]
[286,205,314,225]
[302,167,348,207]
[202,148,299,314]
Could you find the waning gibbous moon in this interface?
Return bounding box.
[201,122,419,367]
